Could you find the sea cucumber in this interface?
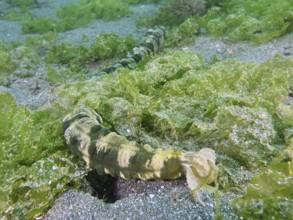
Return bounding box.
[63,108,216,196]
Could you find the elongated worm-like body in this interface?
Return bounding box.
[63,108,216,195]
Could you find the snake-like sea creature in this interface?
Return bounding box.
[63,26,216,197]
[92,26,166,76]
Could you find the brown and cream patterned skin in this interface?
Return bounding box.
[92,26,166,76]
[63,108,216,196]
[63,26,216,197]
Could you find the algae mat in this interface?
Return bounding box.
[1,48,292,218]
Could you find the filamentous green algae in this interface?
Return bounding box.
[0,93,84,218]
[199,0,293,43]
[0,23,293,218]
[57,51,292,169]
[234,144,293,219]
[0,43,292,219]
[57,49,292,220]
[0,46,17,84]
[20,0,132,34]
[139,0,292,43]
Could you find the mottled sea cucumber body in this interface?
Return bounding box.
[96,26,166,76]
[63,108,216,195]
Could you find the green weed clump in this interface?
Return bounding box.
[0,93,84,218]
[137,0,207,27]
[46,65,86,86]
[166,17,199,46]
[5,0,37,8]
[21,0,131,34]
[57,50,293,169]
[233,145,293,219]
[0,45,41,84]
[1,47,291,218]
[21,17,59,34]
[138,0,292,43]
[0,48,16,74]
[44,33,136,84]
[25,32,58,49]
[45,34,136,66]
[90,0,131,21]
[56,2,93,31]
[0,45,18,84]
[4,11,34,21]
[58,0,131,29]
[199,0,293,43]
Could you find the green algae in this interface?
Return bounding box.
[5,0,37,8]
[0,93,85,218]
[21,17,59,34]
[0,48,17,76]
[137,0,207,27]
[46,65,86,86]
[139,0,292,43]
[4,11,34,22]
[53,49,292,219]
[233,145,293,219]
[45,43,89,66]
[90,0,131,21]
[0,45,18,84]
[56,2,93,31]
[0,45,41,85]
[57,50,292,169]
[199,0,293,43]
[0,2,291,220]
[55,0,131,31]
[45,33,136,85]
[45,34,136,66]
[25,32,58,49]
[21,0,131,34]
[0,47,292,218]
[166,17,199,47]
